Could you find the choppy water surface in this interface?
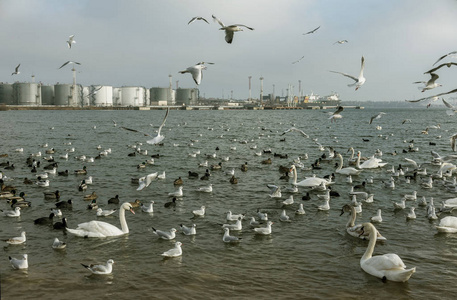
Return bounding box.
[1,108,457,299]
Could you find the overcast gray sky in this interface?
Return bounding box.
[1,0,456,102]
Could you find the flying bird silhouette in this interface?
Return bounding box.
[11,64,20,76]
[330,56,366,90]
[212,15,254,44]
[303,26,320,35]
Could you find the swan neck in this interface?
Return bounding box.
[119,207,129,233]
[362,227,377,261]
[292,166,297,184]
[356,153,361,168]
[336,155,343,171]
[347,208,356,227]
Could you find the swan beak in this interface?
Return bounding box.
[130,208,135,214]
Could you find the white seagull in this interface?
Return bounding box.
[414,73,442,92]
[137,172,158,191]
[180,224,197,235]
[162,241,183,257]
[9,254,28,269]
[330,56,366,90]
[81,259,114,275]
[222,228,241,243]
[152,227,176,240]
[67,35,76,48]
[58,61,81,69]
[333,40,348,44]
[52,237,67,249]
[188,16,209,24]
[433,50,457,66]
[254,221,274,235]
[369,112,386,124]
[179,63,207,85]
[192,206,206,217]
[4,231,26,245]
[212,15,254,44]
[281,127,309,138]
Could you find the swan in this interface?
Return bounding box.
[290,165,331,187]
[357,153,387,169]
[359,222,416,282]
[341,205,386,240]
[66,202,135,238]
[436,216,457,233]
[336,153,362,176]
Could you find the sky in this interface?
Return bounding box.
[1,0,457,102]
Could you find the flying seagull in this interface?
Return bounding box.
[188,16,209,25]
[333,40,348,44]
[121,107,170,145]
[11,64,20,75]
[442,98,457,116]
[329,106,344,122]
[179,63,207,85]
[433,51,457,66]
[281,127,309,138]
[292,56,305,64]
[58,61,81,69]
[413,73,441,92]
[212,15,254,44]
[369,112,386,124]
[405,89,457,103]
[67,35,76,49]
[303,26,320,35]
[330,56,366,90]
[424,62,457,74]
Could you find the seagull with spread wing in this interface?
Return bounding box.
[67,35,76,49]
[424,62,457,74]
[212,15,254,44]
[179,63,207,85]
[58,61,81,69]
[188,16,209,24]
[281,127,309,138]
[405,89,457,103]
[11,64,20,76]
[414,73,442,92]
[121,107,170,144]
[303,26,320,35]
[330,56,366,90]
[433,51,457,66]
[292,56,305,64]
[369,112,386,124]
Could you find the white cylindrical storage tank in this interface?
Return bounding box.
[14,82,41,105]
[145,88,150,106]
[91,86,113,106]
[41,85,54,105]
[54,84,81,106]
[120,86,145,106]
[113,88,121,106]
[176,88,197,106]
[150,87,171,104]
[0,83,14,104]
[82,86,90,106]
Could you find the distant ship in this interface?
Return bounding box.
[300,92,341,107]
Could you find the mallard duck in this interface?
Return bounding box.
[0,189,16,198]
[44,190,60,200]
[261,158,272,165]
[74,166,87,175]
[87,199,98,210]
[10,198,31,208]
[241,162,248,172]
[84,191,97,201]
[78,180,87,191]
[230,175,238,184]
[6,191,26,202]
[173,177,183,185]
[129,199,141,208]
[0,179,15,192]
[23,177,33,184]
[4,163,15,170]
[211,162,223,170]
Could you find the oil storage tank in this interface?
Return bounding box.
[41,85,54,105]
[113,88,121,106]
[150,87,172,105]
[120,86,145,106]
[175,88,197,106]
[55,83,81,106]
[91,86,113,106]
[0,83,14,104]
[13,82,41,105]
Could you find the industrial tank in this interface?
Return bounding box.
[13,82,41,105]
[175,88,198,106]
[113,88,121,106]
[55,84,81,106]
[120,86,145,106]
[150,87,171,104]
[41,85,55,105]
[91,86,113,106]
[0,83,14,104]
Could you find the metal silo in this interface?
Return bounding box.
[13,82,41,105]
[82,86,90,106]
[113,88,121,106]
[41,85,55,105]
[176,88,198,106]
[0,83,14,104]
[55,83,81,106]
[91,86,113,106]
[120,86,145,106]
[150,87,172,105]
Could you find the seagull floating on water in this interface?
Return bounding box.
[81,259,114,275]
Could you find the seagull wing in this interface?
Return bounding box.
[427,73,439,85]
[15,64,20,72]
[120,126,152,137]
[292,56,305,64]
[404,158,418,168]
[212,15,225,27]
[188,17,198,24]
[137,177,146,191]
[157,107,170,136]
[304,26,320,34]
[145,172,158,187]
[424,62,457,74]
[233,24,254,30]
[442,98,455,109]
[333,106,344,115]
[329,71,358,83]
[433,51,457,66]
[59,61,70,69]
[358,56,365,78]
[407,89,457,103]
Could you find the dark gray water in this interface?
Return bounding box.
[1,108,457,299]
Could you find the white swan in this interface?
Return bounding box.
[436,216,457,233]
[341,205,386,240]
[336,153,362,175]
[66,202,135,238]
[359,223,416,282]
[290,165,331,187]
[357,153,387,169]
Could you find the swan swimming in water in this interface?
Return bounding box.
[66,202,135,238]
[290,165,331,187]
[436,216,457,233]
[359,223,415,282]
[341,205,386,240]
[336,153,362,176]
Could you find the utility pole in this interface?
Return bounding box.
[260,76,264,106]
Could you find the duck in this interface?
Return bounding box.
[34,212,55,225]
[53,217,68,230]
[359,223,415,282]
[23,177,34,184]
[211,162,223,170]
[58,170,69,176]
[87,199,98,210]
[0,179,16,192]
[200,170,211,180]
[10,198,31,208]
[84,191,97,201]
[129,199,141,208]
[108,195,120,204]
[341,204,386,240]
[229,175,238,184]
[0,189,16,198]
[261,158,272,165]
[241,162,248,172]
[44,190,60,200]
[188,171,199,178]
[67,202,135,238]
[173,177,183,185]
[78,180,87,191]
[74,166,87,175]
